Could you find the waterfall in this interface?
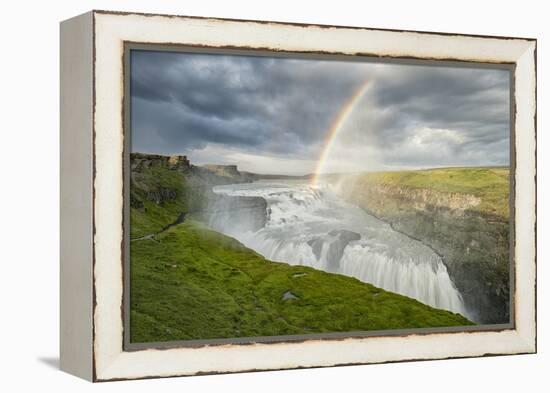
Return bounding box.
[210,180,471,320]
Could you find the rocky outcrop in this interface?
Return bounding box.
[308,230,362,273]
[339,176,510,324]
[131,152,257,185]
[130,152,191,173]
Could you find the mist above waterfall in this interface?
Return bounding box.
[209,179,471,320]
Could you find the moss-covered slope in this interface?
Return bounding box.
[130,220,472,343]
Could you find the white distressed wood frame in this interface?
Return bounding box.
[60,10,536,382]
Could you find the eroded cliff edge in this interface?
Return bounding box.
[337,168,510,324]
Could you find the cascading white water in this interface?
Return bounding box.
[211,179,471,320]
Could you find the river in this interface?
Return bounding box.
[210,179,471,320]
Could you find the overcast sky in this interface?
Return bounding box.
[131,50,510,175]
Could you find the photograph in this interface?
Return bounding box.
[127,48,512,344]
[0,0,543,389]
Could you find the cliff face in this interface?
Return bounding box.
[207,196,267,234]
[338,168,510,324]
[362,184,482,213]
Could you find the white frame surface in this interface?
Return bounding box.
[61,10,536,382]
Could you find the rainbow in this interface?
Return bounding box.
[311,80,370,186]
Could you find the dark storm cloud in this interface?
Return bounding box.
[131,50,510,171]
[131,51,366,157]
[373,66,509,136]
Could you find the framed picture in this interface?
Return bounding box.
[60,10,537,381]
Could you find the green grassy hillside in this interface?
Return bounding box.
[130,219,472,343]
[129,155,473,343]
